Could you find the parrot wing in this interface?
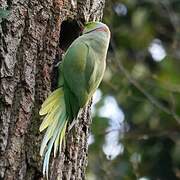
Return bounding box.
[62,37,106,120]
[85,43,105,96]
[62,39,95,119]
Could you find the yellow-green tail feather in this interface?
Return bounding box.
[39,88,68,179]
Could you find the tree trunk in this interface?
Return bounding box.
[0,0,105,179]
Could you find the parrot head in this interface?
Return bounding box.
[83,22,110,36]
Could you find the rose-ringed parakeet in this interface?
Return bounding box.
[39,21,110,177]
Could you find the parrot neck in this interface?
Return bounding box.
[94,27,109,33]
[84,26,109,34]
[82,26,110,52]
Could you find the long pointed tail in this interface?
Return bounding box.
[39,88,68,178]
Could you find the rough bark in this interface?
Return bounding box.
[0,0,105,179]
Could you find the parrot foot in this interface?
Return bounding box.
[54,61,62,67]
[68,119,77,132]
[67,108,84,132]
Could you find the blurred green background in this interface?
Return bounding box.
[87,0,180,180]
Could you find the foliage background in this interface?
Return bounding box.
[87,0,180,180]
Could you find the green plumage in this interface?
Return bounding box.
[39,21,110,178]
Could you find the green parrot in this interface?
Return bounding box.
[39,21,110,177]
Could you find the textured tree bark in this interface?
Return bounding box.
[0,0,105,179]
